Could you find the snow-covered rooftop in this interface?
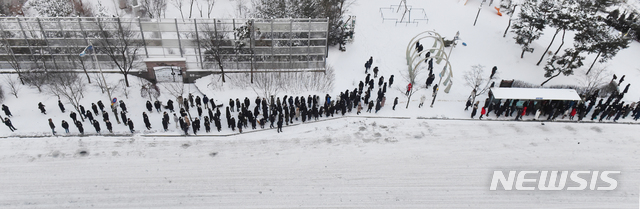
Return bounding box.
[490,88,582,101]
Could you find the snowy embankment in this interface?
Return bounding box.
[1,118,639,208]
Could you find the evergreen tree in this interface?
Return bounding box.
[581,23,631,74]
[511,0,546,58]
[541,48,584,86]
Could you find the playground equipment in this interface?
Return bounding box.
[380,0,429,26]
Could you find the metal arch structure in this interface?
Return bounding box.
[405,30,453,90]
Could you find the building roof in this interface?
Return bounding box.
[490,88,582,101]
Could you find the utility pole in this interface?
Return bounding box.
[474,0,485,26]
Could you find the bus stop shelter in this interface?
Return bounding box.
[489,88,582,101]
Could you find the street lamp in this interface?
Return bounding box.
[80,41,112,109]
[474,0,485,26]
[431,31,459,108]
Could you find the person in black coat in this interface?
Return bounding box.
[167,99,174,112]
[97,100,105,113]
[48,118,56,135]
[69,111,78,123]
[105,120,113,133]
[79,105,86,118]
[75,120,84,135]
[378,76,384,87]
[204,116,211,132]
[85,110,94,122]
[373,67,379,78]
[92,120,101,134]
[119,101,127,113]
[203,95,209,109]
[102,111,109,122]
[229,99,235,112]
[426,74,435,88]
[91,103,99,115]
[235,98,241,112]
[230,117,236,131]
[471,104,478,118]
[61,120,70,133]
[154,100,161,112]
[2,104,12,117]
[38,102,46,114]
[195,96,201,107]
[237,118,243,133]
[146,101,153,112]
[393,97,399,110]
[127,118,134,133]
[143,112,151,130]
[58,100,65,113]
[465,99,472,111]
[162,115,169,131]
[192,118,200,135]
[277,116,284,133]
[120,111,128,126]
[183,99,190,111]
[214,117,221,132]
[197,105,203,118]
[389,75,394,87]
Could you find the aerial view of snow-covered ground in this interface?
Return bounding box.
[2,0,640,208]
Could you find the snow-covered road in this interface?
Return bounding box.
[1,118,638,208]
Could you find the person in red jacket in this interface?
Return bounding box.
[569,108,577,120]
[406,83,413,95]
[480,106,486,119]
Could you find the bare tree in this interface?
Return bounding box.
[160,82,185,101]
[21,69,50,92]
[199,21,233,83]
[250,72,283,100]
[171,0,185,21]
[236,0,248,18]
[2,74,21,98]
[463,65,498,104]
[142,0,167,19]
[45,73,87,117]
[188,0,195,18]
[0,28,25,84]
[575,66,611,96]
[140,81,161,101]
[95,18,143,87]
[204,0,214,18]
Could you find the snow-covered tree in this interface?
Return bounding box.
[253,0,353,47]
[24,0,74,17]
[511,0,546,58]
[536,0,578,65]
[541,47,584,86]
[580,24,630,74]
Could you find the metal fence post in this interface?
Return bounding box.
[138,17,149,58]
[174,18,183,57]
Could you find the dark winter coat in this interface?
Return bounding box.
[58,100,65,112]
[61,121,69,130]
[146,101,153,112]
[106,121,112,132]
[92,120,101,133]
[97,100,105,112]
[92,103,99,115]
